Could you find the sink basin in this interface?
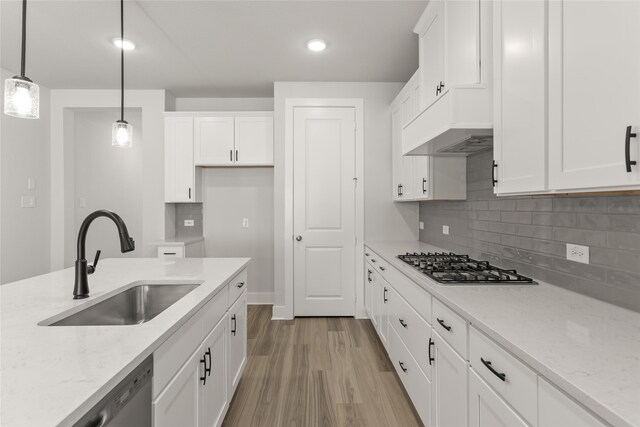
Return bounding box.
[49,283,201,326]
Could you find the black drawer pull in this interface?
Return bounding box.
[398,361,407,373]
[365,252,370,256]
[492,161,498,187]
[204,347,212,376]
[428,338,434,365]
[371,259,376,263]
[436,318,452,332]
[383,287,388,303]
[200,357,207,385]
[481,357,506,382]
[367,269,372,283]
[422,178,427,194]
[380,266,386,271]
[399,319,408,328]
[163,252,176,256]
[237,282,245,288]
[625,125,637,172]
[231,314,237,336]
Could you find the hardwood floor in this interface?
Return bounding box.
[222,305,423,427]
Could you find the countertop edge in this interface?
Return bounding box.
[364,241,633,427]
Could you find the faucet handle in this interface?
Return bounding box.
[88,250,101,275]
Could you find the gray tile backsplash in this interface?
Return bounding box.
[419,150,640,312]
[175,203,204,239]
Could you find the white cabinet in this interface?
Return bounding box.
[194,117,235,166]
[417,0,446,109]
[193,114,273,167]
[364,263,374,318]
[200,319,228,427]
[493,0,547,194]
[165,116,201,203]
[539,378,606,427]
[548,0,640,191]
[228,291,247,395]
[379,281,390,347]
[432,331,467,427]
[235,116,274,166]
[468,369,528,427]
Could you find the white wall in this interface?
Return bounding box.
[174,97,274,112]
[68,108,143,266]
[272,82,419,312]
[0,68,52,284]
[50,90,169,268]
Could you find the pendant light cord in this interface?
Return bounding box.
[20,0,27,77]
[120,0,124,122]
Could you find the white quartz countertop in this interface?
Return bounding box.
[0,257,249,427]
[365,241,640,427]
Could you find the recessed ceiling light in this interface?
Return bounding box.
[112,38,135,50]
[307,39,327,52]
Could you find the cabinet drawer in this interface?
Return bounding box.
[202,285,229,337]
[470,326,537,425]
[157,246,185,258]
[388,286,433,379]
[368,251,389,278]
[432,298,468,358]
[384,262,432,322]
[228,268,247,305]
[388,326,431,424]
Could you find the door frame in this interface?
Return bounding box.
[277,98,365,320]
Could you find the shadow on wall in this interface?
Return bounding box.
[65,108,143,267]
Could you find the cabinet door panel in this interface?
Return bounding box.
[392,107,405,201]
[194,116,235,166]
[539,378,605,427]
[413,156,430,200]
[235,116,273,165]
[469,370,528,427]
[493,0,547,194]
[549,0,640,189]
[419,0,446,108]
[228,292,247,394]
[165,116,195,202]
[153,349,201,427]
[200,318,228,427]
[433,331,467,427]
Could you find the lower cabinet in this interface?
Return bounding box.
[200,319,228,427]
[538,377,606,427]
[432,330,468,427]
[364,265,373,317]
[469,369,528,427]
[228,291,247,395]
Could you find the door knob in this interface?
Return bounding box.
[295,235,302,242]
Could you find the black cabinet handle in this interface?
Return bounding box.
[205,347,212,376]
[399,319,407,328]
[398,184,403,196]
[371,259,377,263]
[380,266,386,271]
[436,318,452,332]
[367,269,372,283]
[200,357,207,385]
[237,282,245,289]
[383,287,388,303]
[398,361,407,373]
[231,314,237,336]
[163,252,177,256]
[365,252,370,257]
[492,161,498,187]
[625,125,637,172]
[236,149,239,162]
[481,357,506,382]
[422,178,427,194]
[188,187,191,199]
[230,149,233,162]
[428,338,434,365]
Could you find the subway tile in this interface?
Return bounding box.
[488,221,516,235]
[553,197,607,213]
[515,224,553,240]
[477,210,501,221]
[473,230,502,244]
[553,227,607,247]
[607,196,640,214]
[532,212,577,227]
[591,247,640,274]
[606,232,640,251]
[577,213,640,232]
[531,239,566,258]
[606,270,640,291]
[551,257,607,282]
[500,211,532,224]
[500,234,533,250]
[516,198,553,212]
[469,220,489,231]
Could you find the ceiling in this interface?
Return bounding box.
[0,0,426,97]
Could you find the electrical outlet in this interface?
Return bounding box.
[242,218,249,228]
[79,198,86,208]
[21,196,35,208]
[184,219,195,227]
[566,243,589,264]
[419,221,424,230]
[27,178,36,190]
[442,225,450,235]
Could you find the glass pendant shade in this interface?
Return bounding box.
[112,120,132,148]
[4,77,39,119]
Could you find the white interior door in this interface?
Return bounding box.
[293,107,356,316]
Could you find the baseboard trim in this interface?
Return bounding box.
[271,304,293,320]
[247,292,274,305]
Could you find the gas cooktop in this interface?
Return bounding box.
[397,252,536,285]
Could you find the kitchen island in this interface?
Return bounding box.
[0,257,249,427]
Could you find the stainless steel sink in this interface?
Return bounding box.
[49,283,201,326]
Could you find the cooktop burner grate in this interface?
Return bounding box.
[397,252,536,285]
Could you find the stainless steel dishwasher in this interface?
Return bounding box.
[73,356,153,427]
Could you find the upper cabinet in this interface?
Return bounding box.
[403,0,493,156]
[194,113,273,167]
[493,0,640,196]
[165,112,273,203]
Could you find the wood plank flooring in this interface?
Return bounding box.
[222,305,423,427]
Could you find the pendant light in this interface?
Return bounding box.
[4,0,39,119]
[112,0,132,148]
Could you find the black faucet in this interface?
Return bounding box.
[73,210,135,299]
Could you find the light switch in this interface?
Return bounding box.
[442,225,450,235]
[21,196,36,208]
[79,198,86,208]
[242,218,249,228]
[27,178,36,190]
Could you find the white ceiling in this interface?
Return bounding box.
[0,0,426,97]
